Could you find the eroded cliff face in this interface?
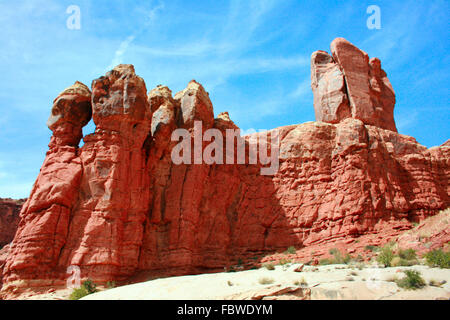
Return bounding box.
[311,38,397,132]
[0,199,24,248]
[1,38,449,297]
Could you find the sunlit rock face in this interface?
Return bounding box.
[1,39,448,299]
[311,38,397,132]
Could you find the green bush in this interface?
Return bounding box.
[278,258,291,265]
[391,256,417,267]
[398,248,417,260]
[424,249,450,268]
[377,245,394,267]
[69,287,89,300]
[285,246,296,255]
[319,258,332,265]
[364,245,379,252]
[396,270,426,290]
[326,249,352,264]
[69,279,98,300]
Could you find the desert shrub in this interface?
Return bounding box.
[258,277,274,285]
[106,281,116,289]
[364,245,379,252]
[285,246,296,255]
[398,248,417,260]
[278,258,291,265]
[294,277,308,287]
[264,263,275,270]
[391,256,418,267]
[396,270,425,290]
[386,275,399,283]
[324,248,352,265]
[69,287,89,300]
[83,279,98,294]
[237,258,243,266]
[377,245,394,267]
[424,249,450,268]
[319,258,332,265]
[329,248,339,256]
[69,279,98,300]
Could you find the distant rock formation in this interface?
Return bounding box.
[311,38,397,132]
[0,199,24,248]
[1,39,449,298]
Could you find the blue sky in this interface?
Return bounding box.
[0,0,449,198]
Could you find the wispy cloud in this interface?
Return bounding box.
[106,1,165,71]
[106,35,136,71]
[290,78,311,100]
[395,109,419,132]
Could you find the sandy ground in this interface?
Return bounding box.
[75,263,450,300]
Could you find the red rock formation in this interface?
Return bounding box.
[0,198,24,248]
[396,208,450,255]
[1,40,449,298]
[312,38,397,132]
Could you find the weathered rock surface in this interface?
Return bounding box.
[0,198,24,248]
[1,39,449,298]
[396,208,450,255]
[312,38,397,132]
[0,199,25,290]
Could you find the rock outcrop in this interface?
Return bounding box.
[311,38,397,132]
[0,199,24,249]
[1,39,449,298]
[0,198,24,289]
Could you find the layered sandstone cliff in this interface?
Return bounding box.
[1,38,448,297]
[0,199,24,248]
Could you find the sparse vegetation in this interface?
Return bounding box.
[285,246,296,255]
[264,263,275,270]
[386,275,399,283]
[106,281,116,289]
[364,245,379,252]
[424,248,450,268]
[377,245,394,267]
[278,258,291,266]
[294,277,308,287]
[69,279,98,300]
[395,270,426,290]
[259,277,274,285]
[391,256,417,267]
[398,248,417,261]
[319,248,352,265]
[227,266,236,272]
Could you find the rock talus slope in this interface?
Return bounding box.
[1,39,449,297]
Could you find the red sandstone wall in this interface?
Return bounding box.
[1,40,449,297]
